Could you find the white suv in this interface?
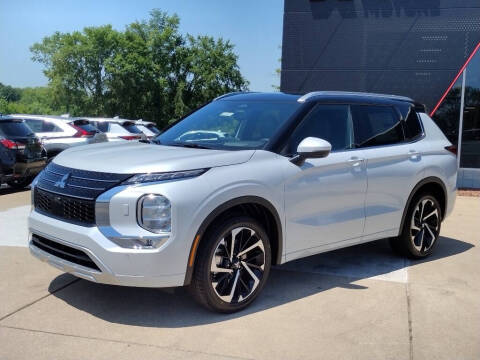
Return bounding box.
[28,92,457,313]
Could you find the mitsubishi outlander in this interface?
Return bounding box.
[28,91,457,313]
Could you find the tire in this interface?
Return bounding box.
[190,215,272,313]
[390,193,442,259]
[7,176,34,189]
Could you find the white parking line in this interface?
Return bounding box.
[0,205,31,247]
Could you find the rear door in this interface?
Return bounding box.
[351,104,425,239]
[283,104,367,259]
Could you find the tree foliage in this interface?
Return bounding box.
[0,83,59,115]
[29,10,248,126]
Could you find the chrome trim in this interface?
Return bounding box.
[297,91,414,103]
[95,186,170,249]
[35,185,93,200]
[46,167,119,183]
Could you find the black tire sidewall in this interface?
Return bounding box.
[194,216,272,313]
[402,194,442,258]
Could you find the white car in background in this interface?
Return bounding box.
[12,114,107,161]
[136,120,161,138]
[81,118,145,141]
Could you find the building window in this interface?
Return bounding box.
[432,76,462,146]
[461,49,480,168]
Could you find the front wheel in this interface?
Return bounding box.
[390,194,442,258]
[190,216,271,313]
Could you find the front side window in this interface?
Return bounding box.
[157,100,301,150]
[351,105,404,147]
[283,104,354,155]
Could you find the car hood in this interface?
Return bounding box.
[53,141,255,174]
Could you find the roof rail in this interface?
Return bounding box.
[297,91,414,103]
[213,91,257,101]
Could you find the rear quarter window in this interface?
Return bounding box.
[403,108,423,141]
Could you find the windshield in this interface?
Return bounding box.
[157,100,301,150]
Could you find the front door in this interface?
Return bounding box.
[283,104,367,260]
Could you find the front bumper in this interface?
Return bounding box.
[28,210,187,287]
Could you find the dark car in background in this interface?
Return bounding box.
[0,134,17,186]
[0,116,47,188]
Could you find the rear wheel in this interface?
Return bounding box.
[390,194,442,258]
[190,216,271,313]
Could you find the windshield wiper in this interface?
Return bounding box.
[169,142,213,149]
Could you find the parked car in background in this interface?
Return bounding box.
[0,116,46,188]
[81,118,145,141]
[28,91,457,312]
[12,115,107,161]
[136,120,161,137]
[0,133,17,186]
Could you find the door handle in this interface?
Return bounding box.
[408,150,420,159]
[347,157,365,167]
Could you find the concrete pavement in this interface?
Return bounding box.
[0,190,478,360]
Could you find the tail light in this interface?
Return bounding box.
[72,125,94,138]
[445,145,457,156]
[120,135,141,140]
[0,138,25,150]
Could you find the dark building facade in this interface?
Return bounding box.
[281,0,480,188]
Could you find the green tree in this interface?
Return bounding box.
[0,82,21,102]
[30,9,248,127]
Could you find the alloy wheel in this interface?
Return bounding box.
[410,198,440,253]
[210,226,265,304]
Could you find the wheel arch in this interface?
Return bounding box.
[399,176,447,233]
[183,196,283,286]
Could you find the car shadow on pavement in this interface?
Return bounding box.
[48,236,473,327]
[0,186,30,196]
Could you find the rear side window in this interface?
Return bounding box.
[123,123,143,134]
[24,119,62,132]
[351,105,404,147]
[403,108,423,141]
[146,124,161,134]
[92,122,109,132]
[283,104,354,155]
[72,120,98,133]
[0,120,34,137]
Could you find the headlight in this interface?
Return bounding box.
[137,194,171,233]
[123,168,208,185]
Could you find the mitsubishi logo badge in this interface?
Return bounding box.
[54,173,70,188]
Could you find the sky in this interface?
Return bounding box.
[0,0,284,91]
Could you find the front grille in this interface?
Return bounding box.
[31,234,100,271]
[37,162,132,200]
[34,162,132,225]
[34,187,96,226]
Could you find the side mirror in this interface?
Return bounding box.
[290,137,332,165]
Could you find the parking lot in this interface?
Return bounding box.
[0,188,479,360]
